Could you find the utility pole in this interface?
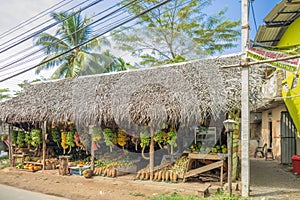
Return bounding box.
[241,0,250,197]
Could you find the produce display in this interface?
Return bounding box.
[103,128,115,152]
[66,131,75,153]
[188,144,227,154]
[12,130,18,145]
[16,131,25,148]
[30,129,42,147]
[92,152,134,178]
[51,125,61,147]
[92,127,101,142]
[117,129,128,149]
[61,131,69,154]
[135,156,189,182]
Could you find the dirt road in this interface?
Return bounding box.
[0,158,299,199]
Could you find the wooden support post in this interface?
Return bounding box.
[89,125,94,171]
[227,131,233,196]
[220,164,223,186]
[42,121,47,171]
[8,124,13,167]
[149,125,154,181]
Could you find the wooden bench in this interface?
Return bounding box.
[197,183,211,198]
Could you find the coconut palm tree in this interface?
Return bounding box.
[34,12,110,79]
[0,88,10,101]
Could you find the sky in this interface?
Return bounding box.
[0,0,281,93]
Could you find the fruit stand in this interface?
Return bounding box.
[183,152,227,185]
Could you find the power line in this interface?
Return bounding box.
[0,0,138,73]
[0,0,191,77]
[0,0,72,40]
[0,0,172,83]
[0,0,101,54]
[249,0,258,32]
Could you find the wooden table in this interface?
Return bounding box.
[183,153,227,185]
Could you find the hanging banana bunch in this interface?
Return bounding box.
[51,124,61,147]
[92,127,102,142]
[24,133,32,149]
[140,131,150,160]
[103,128,115,152]
[67,131,75,154]
[117,129,128,149]
[30,129,42,147]
[154,130,164,149]
[167,130,177,155]
[61,131,68,154]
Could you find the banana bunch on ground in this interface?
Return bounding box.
[93,167,117,177]
[169,156,189,177]
[135,169,179,182]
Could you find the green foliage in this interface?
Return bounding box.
[150,192,201,200]
[149,190,241,200]
[130,192,145,197]
[0,88,10,101]
[14,79,44,96]
[114,0,240,66]
[34,11,111,79]
[212,190,240,200]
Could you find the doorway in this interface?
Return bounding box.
[280,111,296,164]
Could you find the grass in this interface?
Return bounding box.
[130,192,146,197]
[0,157,10,169]
[149,192,202,200]
[148,190,243,200]
[0,155,8,160]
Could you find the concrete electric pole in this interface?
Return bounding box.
[241,0,250,197]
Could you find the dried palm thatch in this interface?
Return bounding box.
[0,54,264,131]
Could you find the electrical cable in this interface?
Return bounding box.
[0,0,81,49]
[0,0,172,82]
[0,0,191,76]
[0,0,132,67]
[0,0,73,40]
[0,0,101,54]
[250,0,258,32]
[0,0,140,72]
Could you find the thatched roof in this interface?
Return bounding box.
[0,54,263,129]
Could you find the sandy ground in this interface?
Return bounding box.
[0,158,299,199]
[0,168,219,200]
